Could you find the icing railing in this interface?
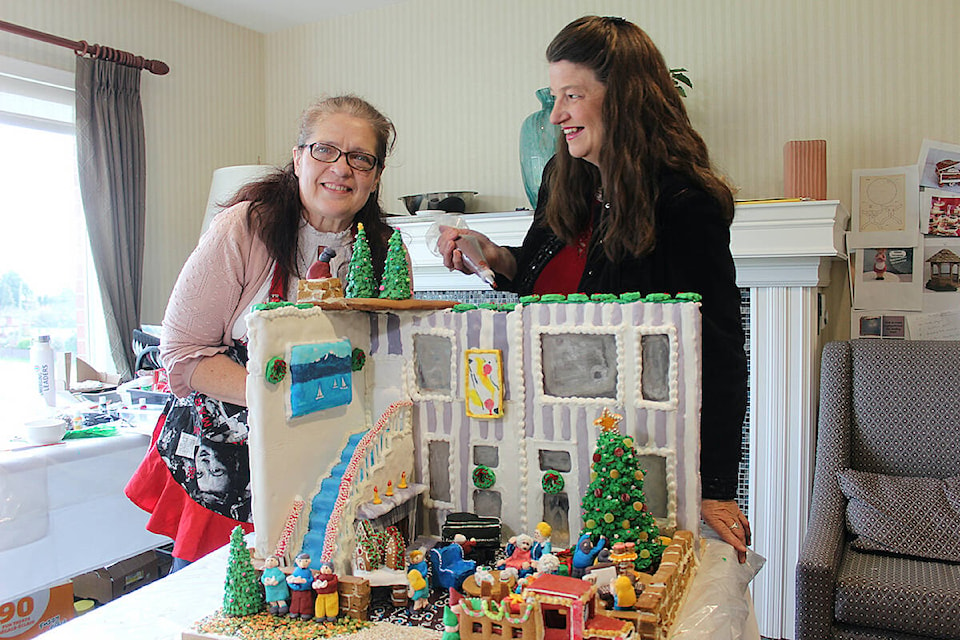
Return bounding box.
[320,400,412,562]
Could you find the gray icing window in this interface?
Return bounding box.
[414,334,452,393]
[541,333,617,398]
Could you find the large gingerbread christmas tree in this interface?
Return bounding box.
[580,408,665,570]
[378,229,412,300]
[345,222,376,298]
[222,525,264,616]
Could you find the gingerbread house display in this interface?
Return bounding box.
[243,295,705,579]
[458,572,635,640]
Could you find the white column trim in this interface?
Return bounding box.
[749,286,820,639]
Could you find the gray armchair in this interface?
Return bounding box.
[796,340,960,640]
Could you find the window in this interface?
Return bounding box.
[413,333,453,394]
[0,56,109,429]
[540,332,618,398]
[640,333,671,401]
[427,440,452,503]
[473,445,499,467]
[538,449,571,472]
[472,489,501,519]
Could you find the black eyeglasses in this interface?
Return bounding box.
[300,142,378,172]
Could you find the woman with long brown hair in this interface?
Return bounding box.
[126,95,400,570]
[439,16,750,561]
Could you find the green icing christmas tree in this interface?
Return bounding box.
[222,525,264,617]
[379,229,412,300]
[580,408,665,571]
[345,222,376,298]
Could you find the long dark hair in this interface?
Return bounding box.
[226,95,396,282]
[544,16,734,262]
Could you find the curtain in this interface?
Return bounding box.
[75,57,145,380]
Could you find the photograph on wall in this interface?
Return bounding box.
[921,188,960,235]
[855,313,906,339]
[849,166,920,249]
[922,237,960,311]
[464,349,503,419]
[918,138,960,195]
[853,247,923,311]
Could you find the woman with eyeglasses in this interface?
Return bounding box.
[438,16,751,562]
[126,95,400,570]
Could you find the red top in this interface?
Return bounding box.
[532,226,591,295]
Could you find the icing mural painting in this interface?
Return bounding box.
[244,298,701,572]
[289,339,353,416]
[465,349,503,418]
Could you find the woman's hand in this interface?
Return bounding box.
[701,498,752,563]
[437,225,517,281]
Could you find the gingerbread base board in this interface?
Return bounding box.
[307,298,457,311]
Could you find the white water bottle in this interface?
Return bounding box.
[30,335,56,407]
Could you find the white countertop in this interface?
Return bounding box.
[0,430,170,602]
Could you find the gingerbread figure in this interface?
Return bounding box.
[286,552,315,619]
[311,561,339,622]
[260,555,290,616]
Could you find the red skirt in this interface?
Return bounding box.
[125,413,253,562]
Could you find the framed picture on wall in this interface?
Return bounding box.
[918,138,960,195]
[849,165,920,249]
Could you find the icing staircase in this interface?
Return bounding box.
[297,401,413,570]
[300,430,368,568]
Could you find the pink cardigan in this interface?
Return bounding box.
[160,202,273,398]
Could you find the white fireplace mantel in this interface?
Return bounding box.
[390,199,849,640]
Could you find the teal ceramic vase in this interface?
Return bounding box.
[519,88,558,208]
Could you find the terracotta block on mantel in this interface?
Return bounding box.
[784,139,827,200]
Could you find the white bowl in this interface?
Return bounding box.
[24,418,68,445]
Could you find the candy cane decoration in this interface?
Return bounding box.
[320,400,411,562]
[274,496,304,560]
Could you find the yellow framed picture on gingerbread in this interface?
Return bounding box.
[464,349,503,419]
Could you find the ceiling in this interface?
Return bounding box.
[171,0,408,33]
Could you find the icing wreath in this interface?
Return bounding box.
[265,356,287,384]
[542,471,565,494]
[472,464,496,489]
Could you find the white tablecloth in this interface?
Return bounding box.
[41,537,760,640]
[0,431,170,603]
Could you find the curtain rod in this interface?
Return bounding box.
[0,19,169,75]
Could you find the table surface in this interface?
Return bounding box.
[0,430,171,603]
[41,536,761,640]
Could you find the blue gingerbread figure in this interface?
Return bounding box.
[571,533,606,578]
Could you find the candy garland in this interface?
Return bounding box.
[320,400,413,562]
[273,496,304,560]
[460,597,535,624]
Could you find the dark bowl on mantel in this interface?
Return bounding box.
[399,191,477,215]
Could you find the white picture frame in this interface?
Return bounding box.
[848,166,920,249]
[920,188,960,235]
[853,246,923,311]
[918,138,960,195]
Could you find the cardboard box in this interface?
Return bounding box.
[72,550,159,604]
[0,583,74,639]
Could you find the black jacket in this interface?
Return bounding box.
[498,162,748,500]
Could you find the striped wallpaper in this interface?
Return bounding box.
[2,0,958,320]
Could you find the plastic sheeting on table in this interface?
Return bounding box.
[0,432,170,603]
